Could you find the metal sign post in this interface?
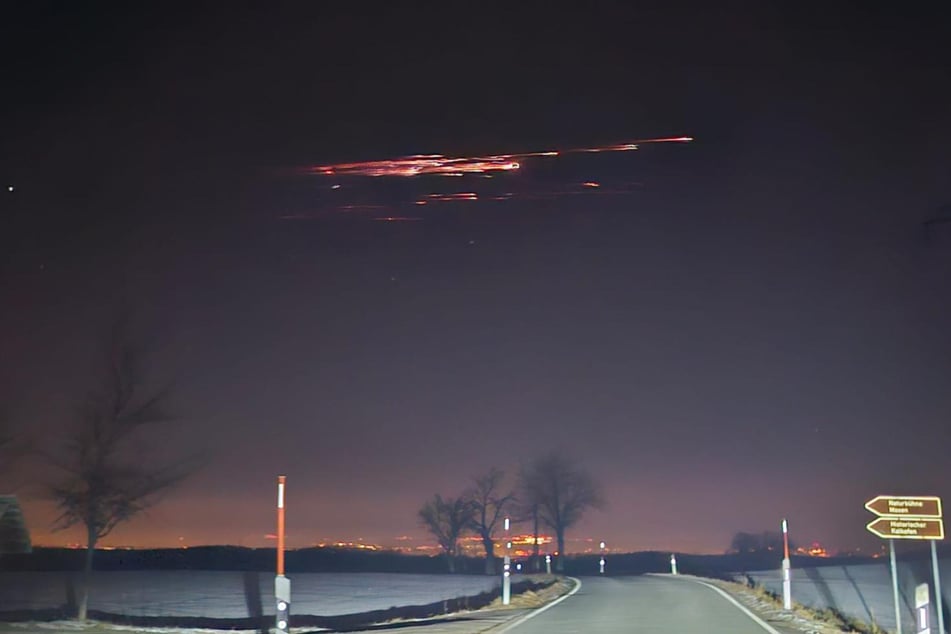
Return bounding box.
[932,541,945,634]
[275,476,291,634]
[891,539,903,634]
[866,495,946,634]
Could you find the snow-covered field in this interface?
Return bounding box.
[746,556,951,633]
[0,571,501,617]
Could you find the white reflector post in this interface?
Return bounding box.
[275,575,291,633]
[916,583,930,634]
[502,516,511,605]
[782,518,791,610]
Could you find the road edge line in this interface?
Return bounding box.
[687,578,783,634]
[494,576,582,633]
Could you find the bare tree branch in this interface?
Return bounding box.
[465,467,515,575]
[47,315,192,620]
[521,451,604,572]
[418,494,475,573]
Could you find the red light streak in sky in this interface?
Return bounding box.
[422,192,479,202]
[307,136,692,178]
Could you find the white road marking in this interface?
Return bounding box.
[686,578,784,634]
[496,576,583,633]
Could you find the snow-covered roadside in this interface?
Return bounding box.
[0,576,565,634]
[0,572,500,617]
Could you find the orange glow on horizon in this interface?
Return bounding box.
[795,542,830,557]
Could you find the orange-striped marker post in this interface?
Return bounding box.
[275,475,291,633]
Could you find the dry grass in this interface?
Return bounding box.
[713,577,887,634]
[481,575,574,611]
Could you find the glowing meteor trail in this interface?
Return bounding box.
[307,136,693,178]
[314,156,520,178]
[283,135,693,221]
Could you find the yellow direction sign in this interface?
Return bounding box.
[865,495,942,519]
[866,517,945,540]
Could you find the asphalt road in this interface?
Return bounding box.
[0,576,796,634]
[500,575,781,634]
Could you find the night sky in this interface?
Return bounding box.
[2,3,950,555]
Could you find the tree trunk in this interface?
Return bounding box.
[482,536,496,575]
[445,550,456,573]
[555,529,565,572]
[79,527,96,620]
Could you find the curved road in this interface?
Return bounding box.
[502,575,781,634]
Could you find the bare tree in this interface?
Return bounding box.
[729,531,758,554]
[522,452,603,572]
[729,530,794,555]
[418,494,475,573]
[515,465,544,572]
[49,318,190,620]
[465,468,514,575]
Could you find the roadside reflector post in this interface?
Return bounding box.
[670,554,678,575]
[545,554,551,574]
[275,475,290,634]
[502,517,511,605]
[781,518,792,610]
[916,583,931,634]
[599,541,605,575]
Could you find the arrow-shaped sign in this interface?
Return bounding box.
[865,495,942,519]
[866,517,945,540]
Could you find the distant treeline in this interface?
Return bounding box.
[0,546,452,573]
[0,545,879,575]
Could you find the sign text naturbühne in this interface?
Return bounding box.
[865,496,944,540]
